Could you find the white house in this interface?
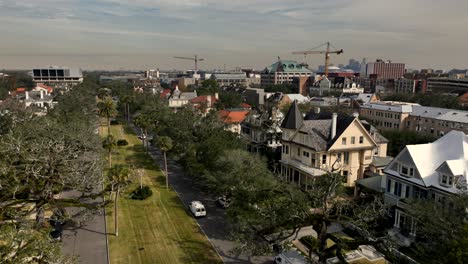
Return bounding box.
[383,130,467,237]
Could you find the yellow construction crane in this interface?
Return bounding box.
[292,42,343,77]
[173,55,205,72]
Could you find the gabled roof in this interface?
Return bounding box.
[384,130,467,193]
[219,109,250,124]
[37,84,53,93]
[286,94,309,103]
[190,95,218,104]
[160,88,172,99]
[281,100,303,129]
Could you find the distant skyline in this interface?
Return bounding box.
[0,0,467,71]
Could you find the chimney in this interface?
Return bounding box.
[40,90,44,99]
[353,112,359,118]
[314,107,320,114]
[214,92,219,100]
[25,91,29,100]
[331,113,337,139]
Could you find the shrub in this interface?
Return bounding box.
[299,236,319,251]
[130,186,153,200]
[110,120,119,125]
[117,139,128,146]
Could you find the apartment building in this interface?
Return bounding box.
[261,60,312,86]
[382,131,467,239]
[360,101,468,137]
[365,60,405,79]
[280,102,388,187]
[359,101,414,131]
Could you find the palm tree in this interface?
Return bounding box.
[120,95,132,122]
[97,96,117,135]
[108,164,131,237]
[134,114,152,151]
[102,135,117,168]
[156,136,173,189]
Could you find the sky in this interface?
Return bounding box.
[0,0,467,71]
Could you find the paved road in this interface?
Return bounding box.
[147,146,272,264]
[61,190,109,264]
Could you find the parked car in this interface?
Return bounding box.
[274,250,310,264]
[216,196,231,208]
[189,201,206,218]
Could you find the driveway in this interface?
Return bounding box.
[60,190,109,264]
[146,146,272,263]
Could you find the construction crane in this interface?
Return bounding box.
[173,55,205,73]
[292,42,343,77]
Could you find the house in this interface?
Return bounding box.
[241,108,284,153]
[279,101,389,187]
[265,93,309,110]
[166,86,197,111]
[33,84,54,95]
[189,94,219,114]
[219,109,250,134]
[261,59,312,87]
[382,131,467,238]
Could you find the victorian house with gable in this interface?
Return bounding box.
[279,101,389,187]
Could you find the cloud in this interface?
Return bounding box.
[0,0,467,69]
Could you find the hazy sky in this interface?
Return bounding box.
[0,0,467,71]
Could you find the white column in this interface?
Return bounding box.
[394,210,400,228]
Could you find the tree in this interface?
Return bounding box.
[0,110,102,229]
[97,96,117,135]
[156,136,173,189]
[403,194,468,264]
[119,95,132,122]
[0,224,76,264]
[102,135,117,168]
[108,164,131,236]
[216,91,243,109]
[197,79,220,95]
[382,130,436,157]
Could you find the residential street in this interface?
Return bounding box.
[61,190,109,264]
[143,138,273,264]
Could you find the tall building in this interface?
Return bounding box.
[31,66,83,89]
[365,60,405,80]
[261,60,312,87]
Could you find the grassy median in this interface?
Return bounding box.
[101,124,221,264]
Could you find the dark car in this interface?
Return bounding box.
[216,196,231,208]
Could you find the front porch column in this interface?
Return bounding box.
[394,210,401,228]
[410,218,416,236]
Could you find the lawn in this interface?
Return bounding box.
[101,123,222,264]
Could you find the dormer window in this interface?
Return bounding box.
[399,164,414,177]
[440,174,455,187]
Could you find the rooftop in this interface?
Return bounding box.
[219,109,250,123]
[265,60,312,74]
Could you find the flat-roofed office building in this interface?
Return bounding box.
[31,66,83,89]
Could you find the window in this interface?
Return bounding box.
[343,152,349,165]
[311,154,316,166]
[322,155,327,165]
[387,179,391,192]
[342,137,347,145]
[303,151,310,158]
[337,153,342,162]
[405,186,410,198]
[441,175,447,184]
[297,147,301,156]
[359,136,364,144]
[400,165,414,176]
[394,182,402,197]
[351,137,355,144]
[285,145,289,154]
[342,171,348,183]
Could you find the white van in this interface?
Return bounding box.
[189,201,206,218]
